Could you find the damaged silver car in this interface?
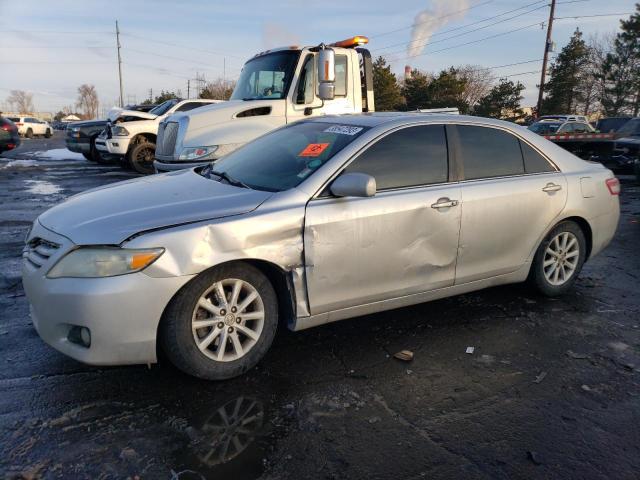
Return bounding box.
[22,113,620,380]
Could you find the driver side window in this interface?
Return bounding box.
[295,55,314,105]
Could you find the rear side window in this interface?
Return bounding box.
[457,125,524,180]
[344,125,448,190]
[520,141,555,173]
[176,102,206,112]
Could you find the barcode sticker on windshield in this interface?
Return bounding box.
[324,125,363,136]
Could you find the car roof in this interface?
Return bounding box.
[307,112,520,128]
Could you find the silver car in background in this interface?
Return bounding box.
[22,113,620,380]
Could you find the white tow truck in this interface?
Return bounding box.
[95,98,222,173]
[154,36,375,172]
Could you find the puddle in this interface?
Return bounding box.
[23,180,62,195]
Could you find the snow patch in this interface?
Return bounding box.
[0,159,39,169]
[31,149,86,161]
[24,180,62,195]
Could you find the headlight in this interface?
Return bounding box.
[112,125,130,136]
[178,146,218,161]
[47,247,164,278]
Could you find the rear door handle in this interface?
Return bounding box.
[542,183,562,193]
[431,197,459,209]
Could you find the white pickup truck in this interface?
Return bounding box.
[95,98,222,173]
[154,36,375,172]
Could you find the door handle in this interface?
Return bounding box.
[542,183,562,193]
[431,197,459,209]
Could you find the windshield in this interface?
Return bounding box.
[529,122,561,134]
[205,122,369,192]
[616,118,640,136]
[230,51,300,101]
[149,99,179,116]
[597,118,630,133]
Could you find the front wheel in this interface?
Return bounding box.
[44,129,52,138]
[127,141,156,174]
[530,221,586,296]
[25,128,33,139]
[160,263,278,380]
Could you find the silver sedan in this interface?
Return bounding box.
[22,114,620,380]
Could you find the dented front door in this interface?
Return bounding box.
[303,184,462,315]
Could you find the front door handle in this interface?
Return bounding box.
[431,197,459,209]
[542,183,562,193]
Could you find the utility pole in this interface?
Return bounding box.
[187,79,190,99]
[536,0,556,117]
[149,88,153,103]
[116,20,124,108]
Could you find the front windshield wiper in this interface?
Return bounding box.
[210,169,251,189]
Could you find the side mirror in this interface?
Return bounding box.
[318,47,335,101]
[330,172,376,198]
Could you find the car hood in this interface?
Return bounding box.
[38,169,273,245]
[615,136,640,145]
[108,109,158,122]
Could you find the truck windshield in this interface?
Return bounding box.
[230,51,300,101]
[204,121,369,192]
[528,122,561,134]
[149,99,179,116]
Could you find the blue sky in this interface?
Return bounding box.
[0,0,636,113]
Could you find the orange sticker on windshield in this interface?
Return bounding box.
[299,143,329,157]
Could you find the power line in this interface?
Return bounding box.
[375,0,547,52]
[370,0,495,39]
[377,2,548,54]
[120,32,244,60]
[382,20,543,61]
[554,12,633,20]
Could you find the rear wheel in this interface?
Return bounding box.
[127,141,155,174]
[44,129,52,138]
[161,263,278,380]
[530,221,586,296]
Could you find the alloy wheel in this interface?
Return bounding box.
[543,231,579,286]
[192,278,265,362]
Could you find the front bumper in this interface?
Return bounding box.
[22,221,195,366]
[65,138,91,154]
[154,159,211,172]
[103,137,130,155]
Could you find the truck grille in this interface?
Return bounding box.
[157,122,179,157]
[23,237,60,270]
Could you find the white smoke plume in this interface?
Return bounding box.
[407,0,470,57]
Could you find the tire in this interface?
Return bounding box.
[530,221,586,297]
[127,141,156,174]
[44,129,52,138]
[160,262,278,380]
[82,152,93,161]
[90,138,110,164]
[25,128,33,139]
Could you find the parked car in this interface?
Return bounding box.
[65,120,108,162]
[0,116,21,153]
[22,114,620,380]
[596,117,631,134]
[538,115,589,123]
[528,119,596,135]
[7,116,53,138]
[95,98,221,174]
[609,117,640,174]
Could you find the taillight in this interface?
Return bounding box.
[605,177,620,195]
[1,125,9,132]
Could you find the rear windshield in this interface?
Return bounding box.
[528,122,561,134]
[206,122,369,192]
[7,117,19,122]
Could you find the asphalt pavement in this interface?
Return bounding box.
[1,133,639,479]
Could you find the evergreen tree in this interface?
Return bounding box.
[401,69,431,110]
[600,5,640,116]
[372,57,403,111]
[542,28,590,115]
[424,68,470,113]
[474,79,525,120]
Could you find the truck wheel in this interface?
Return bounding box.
[82,152,93,161]
[529,221,586,297]
[91,139,110,164]
[127,141,156,174]
[25,128,33,139]
[45,129,52,138]
[160,263,278,380]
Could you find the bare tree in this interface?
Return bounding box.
[76,84,99,119]
[6,90,34,114]
[458,65,494,109]
[199,78,236,100]
[583,33,616,116]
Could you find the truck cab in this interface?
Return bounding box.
[154,36,374,172]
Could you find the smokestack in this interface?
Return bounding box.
[408,0,470,57]
[404,66,412,79]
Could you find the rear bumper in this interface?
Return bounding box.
[154,159,210,172]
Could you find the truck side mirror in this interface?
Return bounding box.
[318,48,336,101]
